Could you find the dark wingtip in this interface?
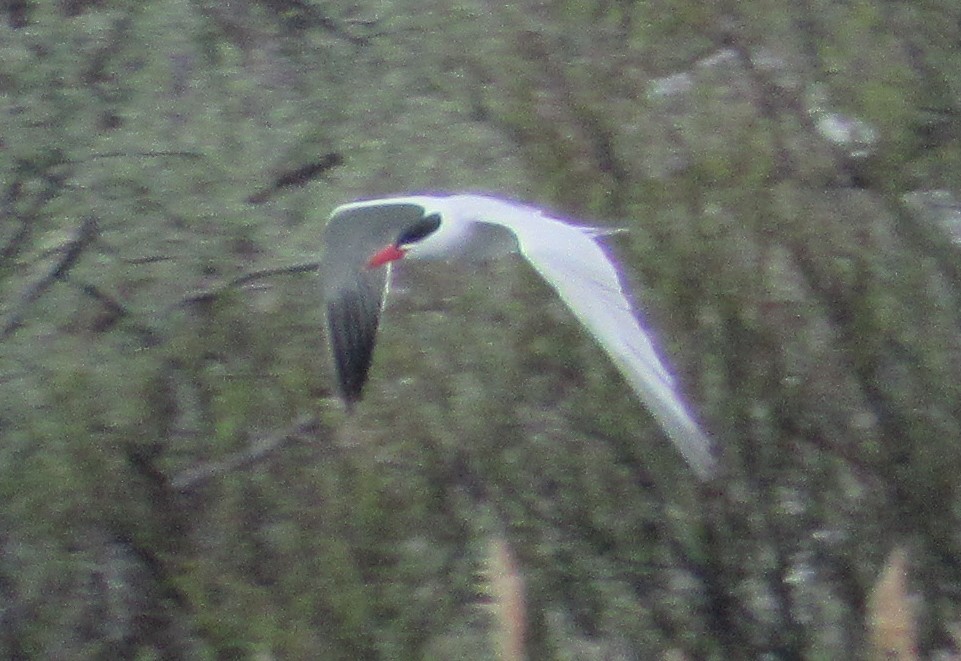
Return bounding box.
[342,392,360,414]
[326,277,383,413]
[339,377,365,411]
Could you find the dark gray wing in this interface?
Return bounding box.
[325,268,389,406]
[321,201,428,406]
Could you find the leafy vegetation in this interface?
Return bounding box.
[2,0,961,657]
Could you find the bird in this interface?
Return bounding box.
[321,193,716,479]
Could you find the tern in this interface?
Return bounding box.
[321,194,716,478]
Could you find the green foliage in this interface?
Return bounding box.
[3,0,961,658]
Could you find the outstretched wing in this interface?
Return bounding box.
[453,196,716,478]
[322,201,428,405]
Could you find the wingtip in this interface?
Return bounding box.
[674,426,718,481]
[690,447,719,482]
[341,389,362,414]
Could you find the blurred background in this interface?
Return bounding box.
[2,1,961,658]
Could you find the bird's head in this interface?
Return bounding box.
[366,212,442,268]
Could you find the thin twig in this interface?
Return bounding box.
[171,414,321,491]
[77,150,204,163]
[2,215,98,339]
[246,152,344,204]
[169,260,322,310]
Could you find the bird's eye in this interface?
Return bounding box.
[396,213,441,246]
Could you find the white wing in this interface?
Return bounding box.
[448,196,716,479]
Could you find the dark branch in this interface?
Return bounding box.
[169,260,322,310]
[246,152,344,204]
[171,414,321,491]
[2,215,99,339]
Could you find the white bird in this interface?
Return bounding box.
[321,194,716,479]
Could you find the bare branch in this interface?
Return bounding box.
[246,152,344,204]
[171,414,322,491]
[2,215,98,339]
[169,260,322,310]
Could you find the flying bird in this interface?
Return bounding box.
[321,194,716,479]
